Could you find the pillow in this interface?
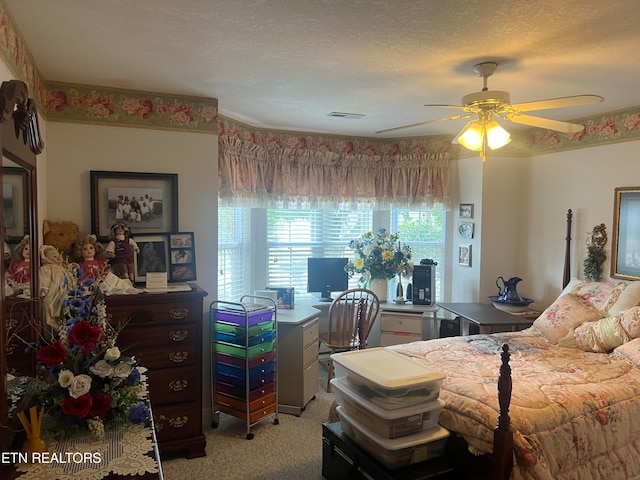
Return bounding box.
[533,293,603,344]
[573,316,629,352]
[566,279,640,316]
[613,338,640,367]
[619,306,640,339]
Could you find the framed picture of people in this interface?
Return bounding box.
[169,232,196,282]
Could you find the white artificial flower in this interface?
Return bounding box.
[112,361,133,379]
[90,360,114,378]
[68,374,92,398]
[58,370,75,388]
[104,347,121,362]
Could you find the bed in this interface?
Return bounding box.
[386,210,640,480]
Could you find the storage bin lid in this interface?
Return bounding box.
[337,405,450,450]
[331,348,445,389]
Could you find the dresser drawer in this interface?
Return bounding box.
[155,401,203,442]
[146,366,200,405]
[108,301,201,327]
[124,342,198,369]
[380,313,422,334]
[117,323,198,350]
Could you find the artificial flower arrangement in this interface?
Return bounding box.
[345,228,413,283]
[23,263,150,441]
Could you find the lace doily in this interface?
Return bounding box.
[15,420,159,480]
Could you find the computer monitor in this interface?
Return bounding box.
[307,257,349,302]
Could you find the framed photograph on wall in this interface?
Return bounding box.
[459,203,474,219]
[132,233,170,284]
[458,221,474,239]
[3,166,29,240]
[458,243,471,267]
[169,232,197,282]
[90,170,178,240]
[611,187,640,280]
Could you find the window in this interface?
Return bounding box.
[266,209,373,292]
[217,207,251,300]
[392,210,446,302]
[217,207,446,301]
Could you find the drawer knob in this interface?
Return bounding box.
[169,330,189,341]
[169,308,189,319]
[169,380,188,391]
[169,352,189,363]
[169,416,188,428]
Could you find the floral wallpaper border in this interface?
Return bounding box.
[0,0,638,157]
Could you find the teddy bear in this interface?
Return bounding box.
[42,219,80,262]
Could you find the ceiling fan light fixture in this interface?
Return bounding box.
[455,121,484,151]
[485,120,511,150]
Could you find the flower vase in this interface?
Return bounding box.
[17,406,48,460]
[369,278,388,303]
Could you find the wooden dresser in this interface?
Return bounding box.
[106,284,208,459]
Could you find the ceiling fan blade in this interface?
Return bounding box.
[510,94,603,112]
[423,104,469,110]
[375,113,472,134]
[505,113,585,133]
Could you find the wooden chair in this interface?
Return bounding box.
[319,288,380,392]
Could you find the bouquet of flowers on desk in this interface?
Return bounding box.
[345,228,413,283]
[25,266,150,440]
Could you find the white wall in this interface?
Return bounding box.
[451,141,640,311]
[43,122,218,304]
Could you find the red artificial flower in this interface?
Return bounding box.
[36,340,67,366]
[68,320,102,355]
[62,393,93,418]
[89,393,113,419]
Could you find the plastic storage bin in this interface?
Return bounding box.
[331,348,445,409]
[331,377,445,439]
[337,405,449,469]
[213,306,274,326]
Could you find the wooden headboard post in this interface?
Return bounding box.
[563,209,573,289]
[493,344,513,480]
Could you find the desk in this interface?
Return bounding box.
[438,303,534,335]
[276,305,321,416]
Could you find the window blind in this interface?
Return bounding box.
[218,207,251,300]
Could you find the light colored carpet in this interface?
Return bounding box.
[161,367,334,480]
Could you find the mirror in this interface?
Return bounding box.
[0,79,44,454]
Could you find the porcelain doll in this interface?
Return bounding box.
[76,234,108,282]
[105,222,139,282]
[40,245,74,328]
[8,235,31,288]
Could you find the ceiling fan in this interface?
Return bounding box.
[376,62,604,160]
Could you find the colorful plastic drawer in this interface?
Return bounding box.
[216,401,277,424]
[215,381,276,402]
[216,370,276,389]
[215,360,276,379]
[214,319,274,337]
[214,330,275,347]
[215,391,277,413]
[213,307,273,327]
[214,340,275,359]
[215,350,276,370]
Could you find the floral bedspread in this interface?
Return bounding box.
[389,328,640,480]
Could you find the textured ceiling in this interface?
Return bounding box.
[6,0,640,138]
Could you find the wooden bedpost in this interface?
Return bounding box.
[493,344,513,480]
[563,209,573,289]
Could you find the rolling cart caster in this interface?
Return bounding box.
[246,433,254,440]
[211,420,219,428]
[274,418,280,425]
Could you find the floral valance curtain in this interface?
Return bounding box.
[218,136,450,210]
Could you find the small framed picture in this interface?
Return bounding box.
[458,244,471,267]
[459,203,474,219]
[169,232,197,282]
[133,234,170,284]
[458,222,474,239]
